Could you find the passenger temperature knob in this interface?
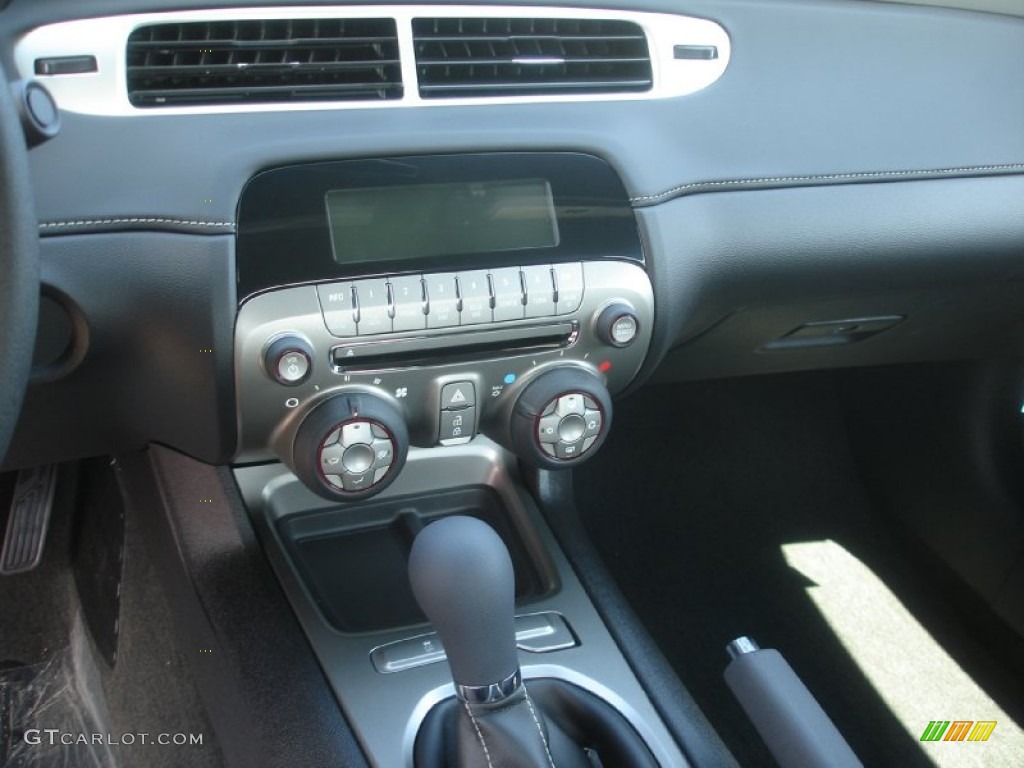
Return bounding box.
[505,367,612,469]
[291,391,409,501]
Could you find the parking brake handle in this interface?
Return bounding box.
[724,637,863,768]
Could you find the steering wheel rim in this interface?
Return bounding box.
[0,65,40,464]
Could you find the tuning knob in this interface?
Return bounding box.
[502,367,612,469]
[291,391,409,501]
[595,302,640,348]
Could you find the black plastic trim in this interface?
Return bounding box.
[2,232,236,471]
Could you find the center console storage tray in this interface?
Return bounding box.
[276,485,546,633]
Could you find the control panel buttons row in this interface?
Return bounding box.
[316,263,585,338]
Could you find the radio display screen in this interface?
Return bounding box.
[325,179,559,264]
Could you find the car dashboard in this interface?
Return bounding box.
[1,0,1023,766]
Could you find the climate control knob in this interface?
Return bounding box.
[291,391,409,501]
[504,367,612,469]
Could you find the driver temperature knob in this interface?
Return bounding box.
[291,391,409,501]
[505,367,612,469]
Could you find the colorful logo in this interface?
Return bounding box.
[920,721,997,742]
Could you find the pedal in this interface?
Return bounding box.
[0,465,58,574]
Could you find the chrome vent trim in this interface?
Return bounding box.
[126,18,401,106]
[15,6,731,116]
[412,17,651,99]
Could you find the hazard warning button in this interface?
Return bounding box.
[440,381,476,410]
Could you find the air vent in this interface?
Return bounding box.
[413,17,652,99]
[126,19,402,107]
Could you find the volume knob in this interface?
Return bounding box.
[264,334,313,386]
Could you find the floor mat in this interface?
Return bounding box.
[575,372,1024,767]
[1,618,117,768]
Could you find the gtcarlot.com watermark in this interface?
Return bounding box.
[23,729,204,746]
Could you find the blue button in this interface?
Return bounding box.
[503,373,517,385]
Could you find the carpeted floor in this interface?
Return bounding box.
[0,462,222,768]
[575,371,1024,767]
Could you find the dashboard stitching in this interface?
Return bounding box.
[630,163,1024,204]
[39,218,235,229]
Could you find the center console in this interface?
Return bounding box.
[231,152,683,765]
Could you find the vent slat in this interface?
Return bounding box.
[131,81,403,106]
[127,18,402,107]
[413,17,652,99]
[130,60,402,77]
[417,57,650,66]
[129,37,398,50]
[420,79,652,94]
[413,34,646,43]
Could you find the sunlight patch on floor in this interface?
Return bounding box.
[782,540,1024,768]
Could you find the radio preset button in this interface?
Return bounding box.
[491,267,525,322]
[554,262,584,314]
[522,265,556,318]
[425,273,460,329]
[458,270,492,325]
[354,279,392,335]
[390,275,426,333]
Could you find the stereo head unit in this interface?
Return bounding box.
[234,153,653,502]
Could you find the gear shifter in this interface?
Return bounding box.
[408,515,521,703]
[409,516,588,767]
[409,516,660,768]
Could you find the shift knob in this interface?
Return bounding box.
[408,516,520,699]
